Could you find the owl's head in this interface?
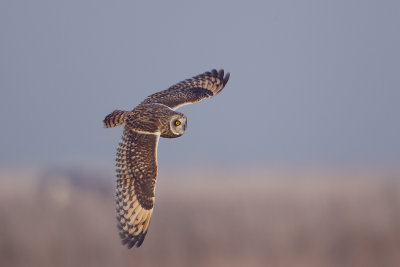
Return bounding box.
[160,113,187,138]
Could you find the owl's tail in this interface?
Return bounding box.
[103,110,128,128]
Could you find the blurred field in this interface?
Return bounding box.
[0,167,399,267]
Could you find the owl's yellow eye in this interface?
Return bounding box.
[175,120,181,126]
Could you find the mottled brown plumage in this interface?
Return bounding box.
[103,110,127,128]
[141,69,230,109]
[104,69,230,248]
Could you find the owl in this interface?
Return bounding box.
[103,69,230,248]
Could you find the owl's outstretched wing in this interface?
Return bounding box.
[115,128,159,248]
[141,69,230,110]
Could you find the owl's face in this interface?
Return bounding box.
[161,114,187,138]
[169,114,187,136]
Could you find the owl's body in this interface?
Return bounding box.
[104,69,229,248]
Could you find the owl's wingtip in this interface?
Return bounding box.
[223,71,230,86]
[216,69,230,86]
[120,232,147,249]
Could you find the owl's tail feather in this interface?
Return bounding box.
[103,110,128,128]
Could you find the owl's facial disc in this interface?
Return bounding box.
[170,115,187,136]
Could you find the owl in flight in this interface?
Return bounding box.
[103,69,230,248]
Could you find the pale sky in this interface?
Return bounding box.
[1,0,399,169]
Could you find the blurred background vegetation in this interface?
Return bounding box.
[1,168,399,267]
